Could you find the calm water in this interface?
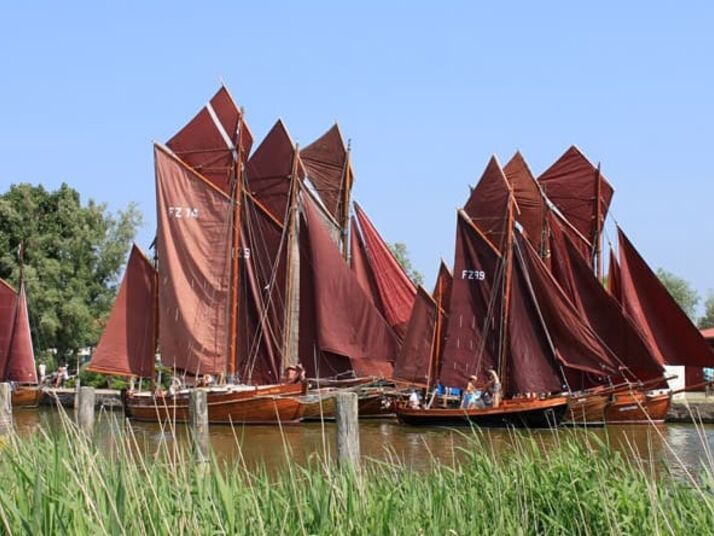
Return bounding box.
[11,407,714,478]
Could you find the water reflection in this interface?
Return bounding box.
[11,407,714,478]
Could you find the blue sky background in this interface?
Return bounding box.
[1,2,713,305]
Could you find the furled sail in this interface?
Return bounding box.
[353,203,416,339]
[617,229,714,367]
[167,86,253,194]
[87,245,157,378]
[394,287,438,385]
[155,145,232,375]
[537,146,613,249]
[0,281,37,383]
[463,156,511,252]
[299,195,397,378]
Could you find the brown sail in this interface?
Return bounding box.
[300,195,397,377]
[3,282,37,383]
[155,145,232,376]
[463,156,511,252]
[394,287,438,385]
[167,86,253,194]
[504,152,548,254]
[353,203,416,338]
[617,228,714,367]
[607,248,622,303]
[350,216,383,311]
[87,245,157,378]
[0,279,18,380]
[537,146,613,249]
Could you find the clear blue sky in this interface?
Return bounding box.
[1,2,713,302]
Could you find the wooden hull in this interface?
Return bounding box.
[123,384,305,424]
[396,397,568,428]
[11,386,41,408]
[300,393,337,421]
[563,394,609,426]
[358,392,395,418]
[604,391,671,424]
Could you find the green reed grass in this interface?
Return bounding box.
[0,413,712,535]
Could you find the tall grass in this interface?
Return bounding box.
[0,412,712,535]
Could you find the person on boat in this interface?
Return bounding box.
[462,376,478,408]
[487,369,502,408]
[704,367,714,397]
[408,390,421,409]
[38,363,46,384]
[285,364,306,384]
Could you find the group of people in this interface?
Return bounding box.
[407,369,503,410]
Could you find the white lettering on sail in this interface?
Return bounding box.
[461,269,486,281]
[168,207,199,219]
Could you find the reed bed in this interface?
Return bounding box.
[0,413,712,535]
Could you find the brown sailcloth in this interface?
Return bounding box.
[354,203,416,339]
[87,245,157,378]
[350,217,384,311]
[394,287,438,385]
[463,156,511,252]
[439,212,502,388]
[504,152,548,254]
[517,235,618,377]
[432,260,453,309]
[300,196,397,377]
[0,279,18,381]
[155,145,232,376]
[537,146,613,248]
[167,86,253,194]
[607,248,622,303]
[549,230,663,383]
[2,282,37,383]
[617,229,714,367]
[301,124,349,220]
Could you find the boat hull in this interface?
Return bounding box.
[300,393,337,421]
[603,391,671,424]
[396,397,568,428]
[123,384,305,424]
[563,394,609,426]
[11,386,41,408]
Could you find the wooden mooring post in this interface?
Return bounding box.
[77,386,95,436]
[0,383,13,437]
[189,389,209,463]
[335,391,360,471]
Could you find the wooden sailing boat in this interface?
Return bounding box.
[0,249,41,407]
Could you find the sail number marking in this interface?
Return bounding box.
[461,269,486,281]
[168,207,199,219]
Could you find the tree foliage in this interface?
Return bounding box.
[389,242,424,286]
[655,268,699,322]
[698,292,714,329]
[0,183,142,362]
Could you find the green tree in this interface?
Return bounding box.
[0,183,142,363]
[698,292,714,329]
[389,242,424,286]
[656,268,699,321]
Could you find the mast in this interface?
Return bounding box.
[339,140,353,260]
[227,118,244,381]
[282,144,301,371]
[594,162,603,281]
[497,190,515,389]
[427,276,444,390]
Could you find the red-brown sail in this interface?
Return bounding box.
[300,195,397,377]
[300,124,349,220]
[432,260,452,308]
[167,86,253,194]
[155,145,232,376]
[353,203,416,338]
[3,282,37,383]
[504,152,548,254]
[463,156,511,252]
[394,287,438,385]
[350,216,383,311]
[0,280,18,380]
[608,248,622,303]
[87,245,157,378]
[617,228,714,367]
[537,146,613,248]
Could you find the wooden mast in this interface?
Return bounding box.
[282,144,301,371]
[594,162,603,282]
[427,277,445,390]
[497,189,516,392]
[339,140,353,260]
[227,116,244,381]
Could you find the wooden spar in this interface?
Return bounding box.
[281,145,301,370]
[594,162,603,281]
[227,121,244,380]
[497,190,516,390]
[427,277,444,390]
[339,140,353,260]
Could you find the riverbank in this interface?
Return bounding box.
[1,419,712,535]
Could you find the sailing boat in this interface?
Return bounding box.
[0,248,40,407]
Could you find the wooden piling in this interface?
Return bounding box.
[189,389,209,462]
[77,386,95,436]
[335,391,360,471]
[73,378,81,414]
[0,383,13,437]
